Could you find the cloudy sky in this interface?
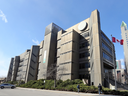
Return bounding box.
[0,0,127,77]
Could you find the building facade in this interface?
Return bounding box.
[116,69,126,84]
[7,9,116,87]
[116,60,122,69]
[11,56,20,81]
[38,9,116,87]
[121,21,128,74]
[6,58,14,81]
[7,45,39,83]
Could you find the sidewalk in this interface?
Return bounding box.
[17,87,121,96]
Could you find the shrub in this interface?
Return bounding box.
[18,79,128,95]
[73,79,83,84]
[67,85,74,91]
[102,87,112,94]
[6,81,18,84]
[56,80,63,85]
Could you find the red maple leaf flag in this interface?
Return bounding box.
[112,37,116,43]
[117,39,120,42]
[112,36,123,45]
[120,39,124,45]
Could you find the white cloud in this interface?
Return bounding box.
[121,64,125,69]
[0,9,8,23]
[120,59,124,63]
[32,39,40,45]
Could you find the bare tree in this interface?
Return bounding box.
[42,63,67,88]
[56,65,67,80]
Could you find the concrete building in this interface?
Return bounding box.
[6,58,14,81]
[38,23,63,80]
[38,9,116,87]
[7,45,39,83]
[121,21,128,74]
[17,45,39,83]
[116,60,122,69]
[0,77,6,83]
[11,56,20,81]
[111,60,126,84]
[7,9,116,87]
[116,69,126,84]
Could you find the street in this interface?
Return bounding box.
[0,87,120,96]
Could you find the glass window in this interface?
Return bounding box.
[79,62,90,69]
[102,42,112,54]
[79,52,90,58]
[103,52,113,63]
[80,32,89,39]
[101,33,111,46]
[79,74,89,79]
[79,42,89,49]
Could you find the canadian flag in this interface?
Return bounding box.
[112,37,124,45]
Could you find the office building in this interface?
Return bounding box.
[121,21,128,73]
[7,45,39,83]
[116,60,122,69]
[38,9,116,87]
[11,56,20,81]
[6,58,14,81]
[116,69,126,84]
[7,9,116,87]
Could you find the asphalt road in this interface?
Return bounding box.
[0,87,120,96]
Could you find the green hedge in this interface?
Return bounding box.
[18,79,128,95]
[5,81,18,84]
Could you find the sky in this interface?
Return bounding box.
[0,0,127,77]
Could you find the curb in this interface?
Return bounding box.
[16,87,120,96]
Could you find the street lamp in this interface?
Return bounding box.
[44,80,45,89]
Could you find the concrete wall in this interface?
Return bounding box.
[121,26,128,73]
[11,56,20,81]
[38,23,63,80]
[57,30,79,80]
[37,41,44,79]
[9,46,39,83]
[16,50,30,81]
[116,69,126,84]
[25,45,39,83]
[7,58,14,81]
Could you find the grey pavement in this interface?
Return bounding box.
[0,87,120,96]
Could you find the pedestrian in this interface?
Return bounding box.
[98,83,102,94]
[77,84,80,93]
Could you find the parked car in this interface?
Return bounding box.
[0,83,16,89]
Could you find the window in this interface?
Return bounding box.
[29,73,34,77]
[30,66,35,70]
[79,52,90,58]
[103,52,113,63]
[79,74,89,79]
[61,31,72,37]
[80,32,89,39]
[101,33,111,46]
[31,59,35,63]
[79,42,89,49]
[102,42,112,54]
[79,62,90,69]
[32,53,37,57]
[4,84,9,85]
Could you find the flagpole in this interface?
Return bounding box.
[111,35,117,90]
